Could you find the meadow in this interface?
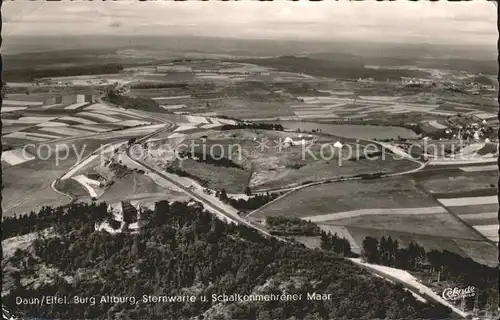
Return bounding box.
[252,177,436,218]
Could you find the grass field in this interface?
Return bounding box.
[1,96,161,148]
[413,171,497,194]
[317,211,484,240]
[55,178,90,200]
[170,159,250,193]
[249,174,496,262]
[97,172,188,206]
[1,131,160,217]
[252,177,438,218]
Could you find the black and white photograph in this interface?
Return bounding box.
[1,1,498,319]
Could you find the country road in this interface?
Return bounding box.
[125,144,279,238]
[49,104,469,317]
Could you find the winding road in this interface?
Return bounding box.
[50,102,470,318]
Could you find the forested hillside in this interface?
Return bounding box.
[2,201,452,320]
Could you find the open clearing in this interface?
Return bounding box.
[1,149,35,166]
[303,207,446,223]
[318,211,484,240]
[414,171,497,194]
[253,177,439,218]
[71,175,100,198]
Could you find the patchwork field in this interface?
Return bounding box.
[248,175,495,263]
[411,168,498,243]
[2,95,159,149]
[413,170,497,193]
[281,92,472,121]
[436,196,498,243]
[252,177,439,218]
[2,128,167,217]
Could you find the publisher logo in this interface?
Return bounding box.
[442,286,476,301]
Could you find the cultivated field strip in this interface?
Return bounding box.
[472,112,496,120]
[90,109,122,116]
[40,126,94,136]
[14,116,58,124]
[2,99,43,106]
[473,225,498,237]
[174,124,198,132]
[459,165,498,172]
[449,203,498,215]
[36,122,70,127]
[59,116,99,125]
[437,196,497,207]
[3,132,49,142]
[64,102,88,110]
[23,132,63,139]
[201,123,222,129]
[76,112,121,123]
[41,104,63,109]
[151,95,191,100]
[186,116,210,124]
[120,120,152,127]
[84,103,112,111]
[73,125,111,132]
[1,107,28,113]
[437,196,498,242]
[459,211,497,220]
[1,149,35,166]
[302,207,447,222]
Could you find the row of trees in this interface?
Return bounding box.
[3,200,452,320]
[4,63,124,82]
[220,123,284,131]
[320,231,353,257]
[361,236,498,310]
[103,91,162,112]
[2,202,109,240]
[217,189,280,212]
[265,216,322,237]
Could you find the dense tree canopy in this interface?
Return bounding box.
[2,201,453,320]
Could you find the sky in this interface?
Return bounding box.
[2,1,497,46]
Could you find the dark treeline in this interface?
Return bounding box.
[320,231,353,257]
[130,82,189,89]
[237,56,431,81]
[166,166,207,185]
[217,189,280,212]
[3,201,452,320]
[355,172,384,180]
[220,123,284,131]
[266,216,322,237]
[362,236,498,310]
[103,91,162,112]
[2,202,109,240]
[3,64,124,82]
